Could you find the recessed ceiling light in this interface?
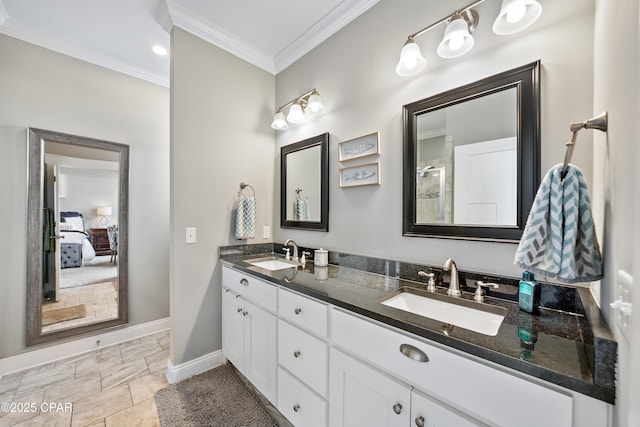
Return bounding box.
[152,45,167,56]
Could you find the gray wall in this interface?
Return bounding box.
[170,28,275,365]
[0,34,170,358]
[58,168,119,230]
[592,1,640,425]
[273,0,595,278]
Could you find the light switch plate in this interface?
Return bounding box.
[186,227,196,244]
[263,225,270,239]
[615,270,633,342]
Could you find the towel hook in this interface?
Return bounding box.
[562,111,608,178]
[239,182,255,197]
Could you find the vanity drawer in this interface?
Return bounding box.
[278,319,328,397]
[278,288,328,337]
[330,308,572,427]
[222,267,277,311]
[278,367,327,427]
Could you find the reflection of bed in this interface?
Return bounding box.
[60,212,96,266]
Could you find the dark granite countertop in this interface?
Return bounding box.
[219,244,616,404]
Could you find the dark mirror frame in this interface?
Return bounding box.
[26,128,129,346]
[403,61,540,242]
[280,132,329,231]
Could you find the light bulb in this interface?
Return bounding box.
[448,35,465,51]
[506,3,527,23]
[395,39,426,76]
[287,103,306,124]
[307,93,325,113]
[270,111,288,130]
[493,0,542,35]
[437,16,474,59]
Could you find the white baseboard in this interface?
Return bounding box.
[0,317,170,378]
[166,349,223,384]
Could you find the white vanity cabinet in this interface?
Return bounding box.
[221,267,277,405]
[329,348,411,427]
[411,390,483,427]
[221,266,611,427]
[331,308,572,427]
[329,349,482,427]
[277,288,329,427]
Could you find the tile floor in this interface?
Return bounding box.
[42,280,119,333]
[0,331,169,426]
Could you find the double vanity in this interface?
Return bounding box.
[220,243,615,427]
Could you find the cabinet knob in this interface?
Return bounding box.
[294,307,302,315]
[237,307,243,313]
[399,344,429,363]
[242,311,248,316]
[240,278,249,286]
[293,350,301,358]
[293,404,300,413]
[393,403,403,414]
[415,416,425,427]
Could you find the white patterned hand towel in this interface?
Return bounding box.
[515,164,603,283]
[235,195,256,240]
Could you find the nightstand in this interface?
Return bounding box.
[90,228,111,256]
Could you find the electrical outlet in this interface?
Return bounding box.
[186,227,197,244]
[263,225,270,239]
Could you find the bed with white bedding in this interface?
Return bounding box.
[60,212,96,265]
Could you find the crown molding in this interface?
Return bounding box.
[153,0,173,33]
[165,0,275,74]
[0,18,169,87]
[165,0,380,76]
[274,0,380,73]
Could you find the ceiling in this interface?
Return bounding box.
[0,0,380,87]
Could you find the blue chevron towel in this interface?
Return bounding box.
[515,164,603,283]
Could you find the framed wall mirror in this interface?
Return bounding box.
[281,132,329,231]
[27,128,129,346]
[403,61,540,242]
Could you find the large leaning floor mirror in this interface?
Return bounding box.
[27,128,129,345]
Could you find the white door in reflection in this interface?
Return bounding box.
[454,137,517,225]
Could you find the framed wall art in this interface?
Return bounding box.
[338,131,380,162]
[339,162,380,188]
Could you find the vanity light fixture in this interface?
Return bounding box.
[271,88,325,130]
[395,0,542,76]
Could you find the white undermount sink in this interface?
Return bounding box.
[380,287,507,336]
[248,259,299,271]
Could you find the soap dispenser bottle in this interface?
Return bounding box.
[518,271,540,314]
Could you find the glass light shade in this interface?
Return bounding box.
[493,0,542,35]
[307,93,325,113]
[437,17,475,58]
[271,111,288,130]
[287,103,306,124]
[97,206,112,216]
[395,39,426,76]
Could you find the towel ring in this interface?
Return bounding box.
[239,182,255,198]
[561,111,608,179]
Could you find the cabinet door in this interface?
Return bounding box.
[244,300,277,405]
[329,349,410,427]
[222,288,245,370]
[411,390,485,427]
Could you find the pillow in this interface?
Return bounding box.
[61,216,85,231]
